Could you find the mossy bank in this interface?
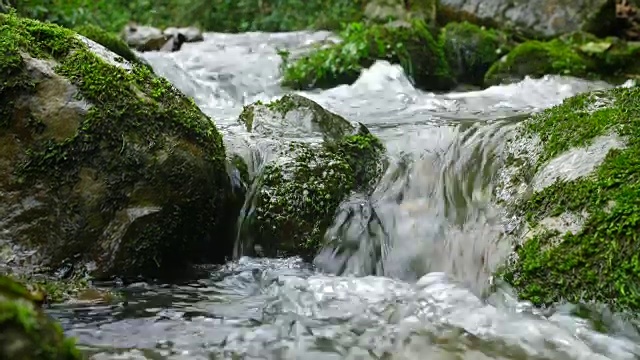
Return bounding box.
[236,94,387,258]
[485,33,640,86]
[281,20,454,91]
[498,85,640,311]
[0,275,82,359]
[0,13,237,280]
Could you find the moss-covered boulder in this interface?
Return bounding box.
[281,20,454,91]
[0,14,235,280]
[495,86,640,311]
[439,22,512,86]
[236,94,387,258]
[484,34,640,86]
[0,275,82,359]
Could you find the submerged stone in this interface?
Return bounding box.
[237,95,387,258]
[496,86,640,311]
[0,275,82,359]
[281,19,454,91]
[0,14,235,280]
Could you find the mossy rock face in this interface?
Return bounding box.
[0,14,235,280]
[73,24,139,65]
[484,34,640,86]
[495,86,640,311]
[0,275,82,359]
[281,20,454,92]
[439,22,513,87]
[237,95,387,258]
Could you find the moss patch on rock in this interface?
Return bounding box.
[485,33,640,86]
[281,20,454,91]
[499,86,640,311]
[439,21,513,86]
[0,13,234,280]
[73,24,139,64]
[0,275,82,360]
[237,95,386,258]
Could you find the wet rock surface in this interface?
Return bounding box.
[236,94,387,259]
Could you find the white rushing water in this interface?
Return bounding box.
[50,30,640,359]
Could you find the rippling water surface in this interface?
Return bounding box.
[50,31,640,359]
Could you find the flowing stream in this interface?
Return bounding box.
[50,30,640,359]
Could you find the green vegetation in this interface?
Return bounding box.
[484,33,640,85]
[282,20,454,91]
[439,21,512,86]
[8,0,367,33]
[0,275,82,359]
[500,86,640,311]
[0,13,233,279]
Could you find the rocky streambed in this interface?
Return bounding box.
[2,7,640,359]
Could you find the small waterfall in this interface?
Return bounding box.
[314,117,522,295]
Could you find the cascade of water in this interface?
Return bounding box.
[50,31,640,360]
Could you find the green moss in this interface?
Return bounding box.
[0,275,82,360]
[500,86,640,311]
[438,21,512,86]
[484,35,640,86]
[484,39,592,85]
[0,13,232,279]
[250,143,355,257]
[329,131,385,190]
[282,20,454,91]
[73,24,138,64]
[241,99,386,258]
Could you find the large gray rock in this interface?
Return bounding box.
[438,0,617,38]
